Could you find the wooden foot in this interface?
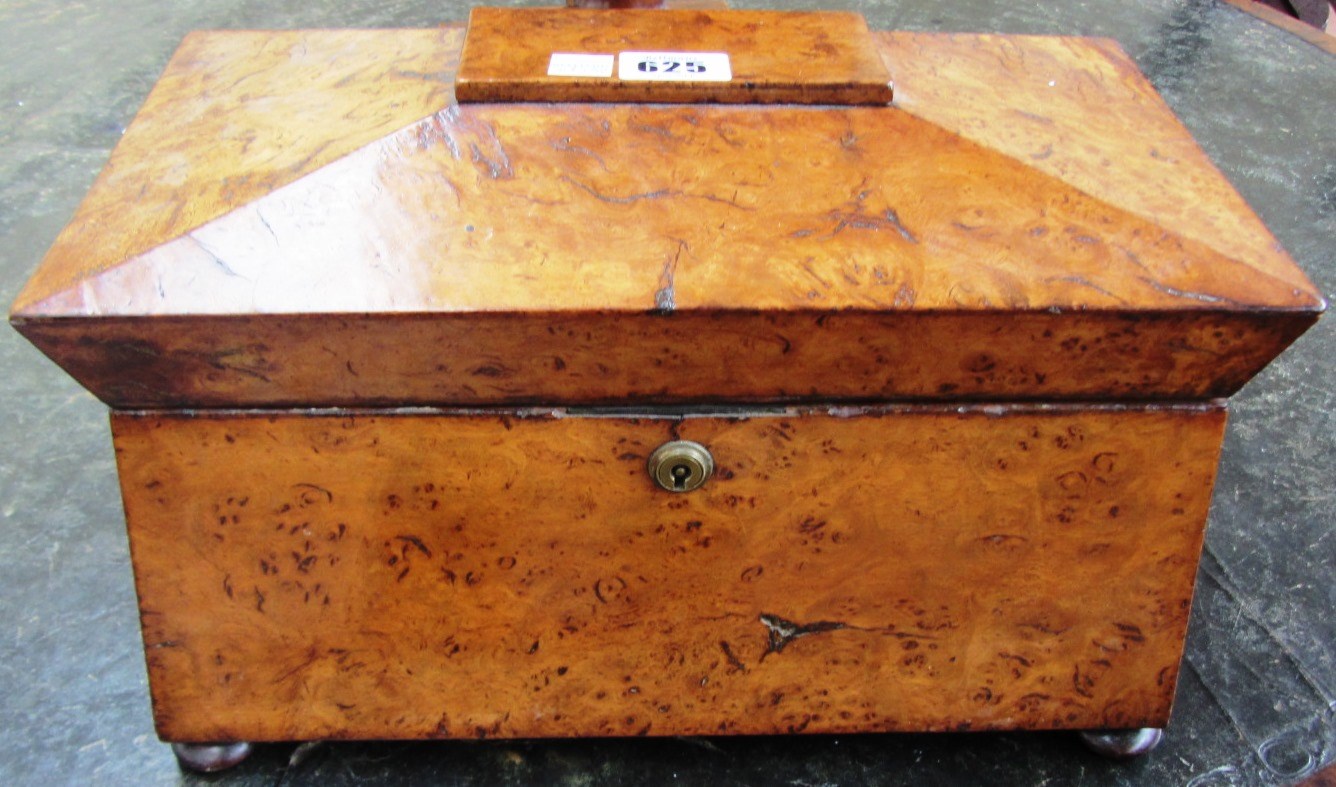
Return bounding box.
[1078,728,1164,759]
[170,742,254,773]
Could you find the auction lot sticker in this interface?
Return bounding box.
[618,52,732,82]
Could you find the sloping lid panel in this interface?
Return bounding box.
[11,28,463,317]
[878,32,1315,305]
[10,22,1323,408]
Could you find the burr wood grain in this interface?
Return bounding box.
[114,405,1224,742]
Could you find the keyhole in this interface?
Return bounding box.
[671,464,692,490]
[647,441,713,493]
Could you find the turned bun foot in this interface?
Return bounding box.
[170,741,254,773]
[1078,727,1164,759]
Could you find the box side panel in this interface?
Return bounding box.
[112,405,1224,741]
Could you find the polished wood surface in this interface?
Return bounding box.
[12,28,463,317]
[876,32,1312,311]
[14,312,1313,408]
[11,28,1323,407]
[455,9,894,105]
[568,0,734,8]
[113,405,1224,742]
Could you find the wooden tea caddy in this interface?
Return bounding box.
[9,2,1324,773]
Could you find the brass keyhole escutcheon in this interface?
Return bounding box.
[647,440,714,493]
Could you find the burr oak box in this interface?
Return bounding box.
[9,6,1323,770]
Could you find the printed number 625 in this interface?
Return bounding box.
[636,60,706,73]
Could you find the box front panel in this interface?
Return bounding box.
[112,406,1224,742]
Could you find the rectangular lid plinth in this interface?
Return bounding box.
[454,8,895,105]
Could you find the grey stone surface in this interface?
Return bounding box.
[0,0,1331,784]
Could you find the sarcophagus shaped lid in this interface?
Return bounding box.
[10,9,1323,408]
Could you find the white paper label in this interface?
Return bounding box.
[547,53,615,78]
[618,52,732,82]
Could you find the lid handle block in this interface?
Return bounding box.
[454,8,894,106]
